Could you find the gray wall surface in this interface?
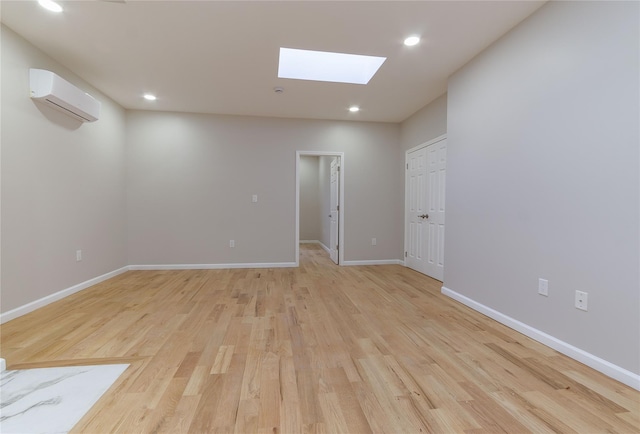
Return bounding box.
[299,156,321,241]
[400,93,447,152]
[1,25,128,313]
[126,111,402,265]
[319,156,332,249]
[445,1,639,374]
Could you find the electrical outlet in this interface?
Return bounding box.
[538,278,548,296]
[76,250,82,262]
[252,194,258,203]
[229,240,235,248]
[575,290,588,311]
[372,238,377,246]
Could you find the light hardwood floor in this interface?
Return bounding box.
[2,244,639,433]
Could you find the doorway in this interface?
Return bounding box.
[296,151,344,267]
[404,135,447,281]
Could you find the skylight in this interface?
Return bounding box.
[278,48,386,85]
[38,0,63,13]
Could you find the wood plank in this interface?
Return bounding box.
[458,381,530,433]
[490,389,577,433]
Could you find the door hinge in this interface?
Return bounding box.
[336,244,339,250]
[337,205,339,211]
[405,252,407,257]
[337,166,341,172]
[406,163,408,169]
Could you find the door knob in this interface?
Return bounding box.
[419,214,429,219]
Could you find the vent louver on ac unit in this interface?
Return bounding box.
[29,69,101,122]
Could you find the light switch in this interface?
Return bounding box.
[252,194,258,203]
[538,278,548,296]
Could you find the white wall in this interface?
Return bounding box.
[126,111,402,265]
[1,25,128,313]
[445,1,639,376]
[400,93,447,152]
[319,156,332,249]
[299,156,320,241]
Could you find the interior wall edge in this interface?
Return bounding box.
[341,260,404,266]
[0,266,130,324]
[442,286,640,391]
[128,262,297,271]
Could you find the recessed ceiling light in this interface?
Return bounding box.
[349,106,360,113]
[404,36,420,47]
[143,94,157,101]
[278,48,386,85]
[38,0,63,13]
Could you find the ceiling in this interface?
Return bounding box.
[0,1,545,123]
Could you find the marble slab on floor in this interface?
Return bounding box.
[0,364,129,434]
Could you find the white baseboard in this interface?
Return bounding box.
[0,266,130,325]
[442,286,640,391]
[129,262,297,271]
[319,242,331,255]
[301,240,333,257]
[300,240,333,257]
[342,259,404,266]
[0,262,298,324]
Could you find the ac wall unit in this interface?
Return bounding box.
[29,69,101,122]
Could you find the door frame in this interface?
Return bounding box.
[295,151,345,267]
[329,157,340,264]
[404,134,447,273]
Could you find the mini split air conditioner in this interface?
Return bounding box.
[29,69,101,122]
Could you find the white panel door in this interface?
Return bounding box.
[329,158,340,264]
[405,138,446,281]
[405,147,428,273]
